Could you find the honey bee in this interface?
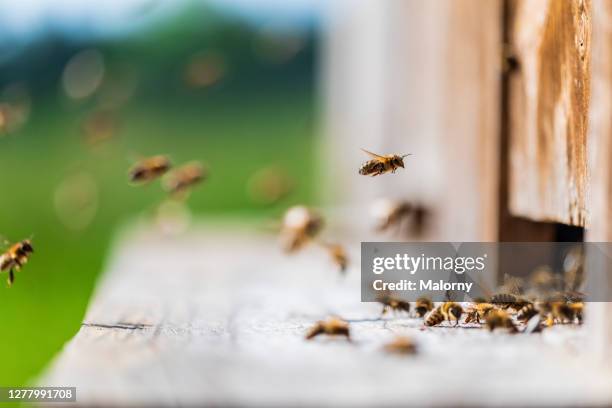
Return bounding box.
[485,309,517,333]
[371,199,412,232]
[490,293,520,309]
[0,239,34,286]
[425,302,463,326]
[163,162,205,196]
[358,148,410,177]
[129,155,171,183]
[323,243,348,274]
[464,302,497,324]
[305,317,350,340]
[280,206,323,253]
[414,297,433,318]
[383,336,418,355]
[441,301,463,325]
[569,302,584,324]
[377,293,411,315]
[516,301,538,322]
[546,301,580,325]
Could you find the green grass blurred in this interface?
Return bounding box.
[0,85,317,386]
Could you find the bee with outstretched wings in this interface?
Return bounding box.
[358,148,411,176]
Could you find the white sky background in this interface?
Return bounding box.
[0,0,325,41]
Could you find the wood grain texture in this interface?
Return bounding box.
[39,226,612,406]
[508,0,591,227]
[586,0,612,361]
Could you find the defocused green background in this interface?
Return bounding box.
[0,1,318,386]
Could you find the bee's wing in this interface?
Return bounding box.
[360,148,386,160]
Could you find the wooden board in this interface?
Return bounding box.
[39,225,612,406]
[507,0,591,227]
[586,0,612,361]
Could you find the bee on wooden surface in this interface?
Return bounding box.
[569,302,584,324]
[358,148,410,177]
[383,336,418,355]
[485,309,517,333]
[425,302,463,326]
[280,206,324,253]
[414,297,434,318]
[546,301,580,325]
[163,162,205,196]
[377,293,411,316]
[424,307,445,327]
[305,317,350,340]
[516,301,538,322]
[0,239,34,286]
[323,243,348,274]
[464,302,497,324]
[129,155,171,184]
[441,302,463,326]
[490,293,522,309]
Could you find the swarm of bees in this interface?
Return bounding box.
[359,148,410,177]
[0,239,34,287]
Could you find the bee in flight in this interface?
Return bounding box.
[322,243,348,274]
[128,155,171,184]
[358,148,411,176]
[280,206,324,253]
[164,161,206,196]
[0,239,34,286]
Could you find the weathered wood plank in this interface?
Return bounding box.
[39,226,612,406]
[508,0,591,227]
[586,0,612,361]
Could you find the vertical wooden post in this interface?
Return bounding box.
[587,0,612,361]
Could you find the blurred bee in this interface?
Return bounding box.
[414,297,434,318]
[129,155,171,184]
[371,199,431,237]
[0,239,34,286]
[377,293,411,316]
[371,199,412,232]
[425,302,463,326]
[305,317,350,340]
[358,148,410,177]
[544,301,583,326]
[490,293,521,309]
[247,165,294,206]
[280,206,323,253]
[441,302,463,326]
[464,302,497,324]
[323,243,348,274]
[424,307,444,327]
[383,336,417,355]
[164,162,205,196]
[516,301,538,322]
[82,109,117,146]
[569,302,584,324]
[485,309,517,333]
[563,246,585,293]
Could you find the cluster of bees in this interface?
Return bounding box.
[284,149,586,355]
